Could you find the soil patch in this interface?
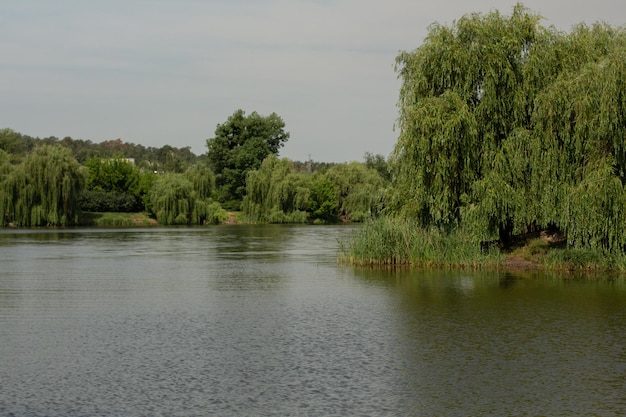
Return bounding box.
[503,255,543,270]
[224,212,237,225]
[131,214,158,226]
[501,229,566,271]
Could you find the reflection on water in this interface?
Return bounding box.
[1,226,626,416]
[354,267,626,416]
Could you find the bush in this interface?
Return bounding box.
[79,190,142,212]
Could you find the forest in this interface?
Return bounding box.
[0,109,389,228]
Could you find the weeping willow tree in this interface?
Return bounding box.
[148,167,226,225]
[0,150,13,225]
[184,165,215,201]
[149,174,195,225]
[392,3,538,230]
[392,3,626,252]
[0,145,85,227]
[324,162,387,221]
[242,154,310,223]
[243,155,388,223]
[530,28,626,249]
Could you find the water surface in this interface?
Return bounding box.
[1,225,625,416]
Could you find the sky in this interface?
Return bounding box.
[1,1,625,162]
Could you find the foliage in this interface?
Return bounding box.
[80,212,156,227]
[81,157,144,212]
[79,190,141,213]
[243,155,388,223]
[242,155,310,223]
[137,171,157,210]
[0,145,85,226]
[392,3,626,253]
[147,166,226,225]
[340,217,502,268]
[183,164,216,201]
[307,175,338,222]
[0,128,24,154]
[364,152,392,183]
[149,174,196,225]
[0,149,12,176]
[325,161,387,221]
[0,150,12,223]
[206,109,289,205]
[0,129,203,169]
[543,247,626,271]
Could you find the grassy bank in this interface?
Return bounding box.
[79,212,158,227]
[78,211,243,227]
[339,217,626,272]
[339,217,502,269]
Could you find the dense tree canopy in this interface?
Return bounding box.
[1,125,387,227]
[0,129,203,169]
[148,165,225,225]
[243,155,310,223]
[0,145,85,226]
[243,154,388,223]
[84,157,140,194]
[80,157,145,212]
[206,109,289,206]
[392,3,626,252]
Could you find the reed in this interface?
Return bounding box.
[340,217,626,271]
[544,247,626,272]
[339,217,502,268]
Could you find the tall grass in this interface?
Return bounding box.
[79,212,156,227]
[339,217,502,268]
[544,247,626,272]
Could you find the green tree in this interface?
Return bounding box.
[184,164,215,201]
[148,174,193,224]
[153,145,194,173]
[364,152,391,183]
[392,3,626,251]
[85,157,140,193]
[242,155,310,223]
[1,145,85,226]
[81,157,143,212]
[325,162,386,221]
[308,174,339,222]
[243,156,387,223]
[0,128,21,154]
[0,128,38,157]
[0,150,13,224]
[392,3,537,230]
[148,166,225,225]
[206,109,289,207]
[0,149,12,175]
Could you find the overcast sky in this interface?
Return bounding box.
[1,1,625,162]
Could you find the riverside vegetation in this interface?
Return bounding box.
[3,3,626,272]
[0,110,388,228]
[341,4,626,272]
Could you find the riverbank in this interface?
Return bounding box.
[11,212,621,273]
[78,211,244,227]
[340,217,626,273]
[79,212,159,227]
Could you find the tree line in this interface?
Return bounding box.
[0,128,201,170]
[0,111,389,227]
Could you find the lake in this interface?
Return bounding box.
[1,225,625,416]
